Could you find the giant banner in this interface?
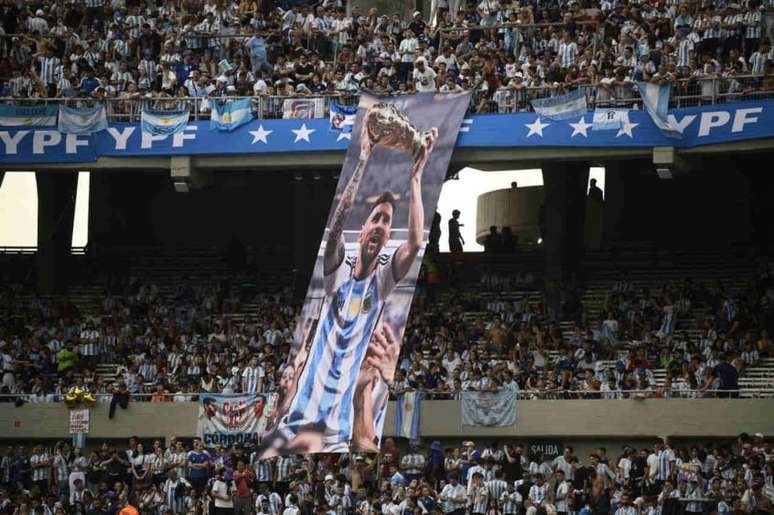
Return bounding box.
[255,92,470,456]
[197,393,278,448]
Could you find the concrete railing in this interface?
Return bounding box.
[1,398,772,441]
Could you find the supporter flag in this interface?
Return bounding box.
[530,89,587,121]
[210,98,254,132]
[329,101,357,133]
[592,108,630,130]
[461,390,517,427]
[637,81,680,138]
[140,108,190,135]
[0,104,57,127]
[394,391,422,439]
[282,98,325,119]
[57,104,108,134]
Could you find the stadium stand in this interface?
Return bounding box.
[1,0,773,116]
[2,1,774,514]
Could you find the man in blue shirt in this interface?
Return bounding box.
[714,353,739,398]
[186,439,211,494]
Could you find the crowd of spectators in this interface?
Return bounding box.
[1,253,773,403]
[0,433,772,515]
[1,0,774,116]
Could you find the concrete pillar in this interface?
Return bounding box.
[601,162,626,248]
[36,171,78,293]
[541,162,590,288]
[293,180,315,276]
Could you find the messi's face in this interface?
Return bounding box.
[359,202,393,265]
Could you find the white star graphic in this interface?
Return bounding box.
[525,117,550,137]
[616,120,639,138]
[336,132,351,142]
[292,123,316,143]
[569,117,592,138]
[249,125,272,144]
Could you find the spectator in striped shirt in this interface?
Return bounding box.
[30,446,51,494]
[525,473,547,515]
[468,472,488,515]
[242,357,264,395]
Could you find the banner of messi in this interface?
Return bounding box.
[256,92,470,456]
[197,393,278,448]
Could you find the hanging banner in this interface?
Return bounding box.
[461,390,517,427]
[68,408,90,434]
[255,92,470,456]
[197,393,278,447]
[282,98,325,119]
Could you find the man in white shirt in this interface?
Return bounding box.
[412,58,437,92]
[439,474,467,515]
[525,474,548,515]
[211,469,234,515]
[282,494,300,515]
[554,470,570,515]
[401,445,426,481]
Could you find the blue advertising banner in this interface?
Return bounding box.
[0,99,771,164]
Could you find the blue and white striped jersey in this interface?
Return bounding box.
[280,250,398,449]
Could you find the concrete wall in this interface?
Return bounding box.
[1,399,771,442]
[475,186,544,245]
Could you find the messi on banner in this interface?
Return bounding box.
[330,101,357,133]
[395,391,422,439]
[0,104,57,127]
[461,390,517,427]
[592,108,630,130]
[197,393,278,447]
[254,92,470,457]
[210,98,254,132]
[58,104,108,134]
[141,108,190,135]
[637,81,679,138]
[530,89,587,121]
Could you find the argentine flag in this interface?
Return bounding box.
[530,89,587,121]
[329,101,357,133]
[141,108,190,136]
[0,104,57,127]
[210,98,253,132]
[394,391,421,439]
[58,104,108,134]
[637,81,680,138]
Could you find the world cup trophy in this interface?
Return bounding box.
[363,102,433,162]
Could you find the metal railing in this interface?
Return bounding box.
[1,388,772,404]
[1,75,771,122]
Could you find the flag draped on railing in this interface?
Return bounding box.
[530,89,587,121]
[140,108,190,135]
[461,390,517,427]
[0,104,57,127]
[591,108,630,130]
[58,104,108,134]
[210,98,254,132]
[637,81,680,138]
[329,101,357,133]
[395,391,422,439]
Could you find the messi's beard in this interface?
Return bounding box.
[359,236,383,273]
